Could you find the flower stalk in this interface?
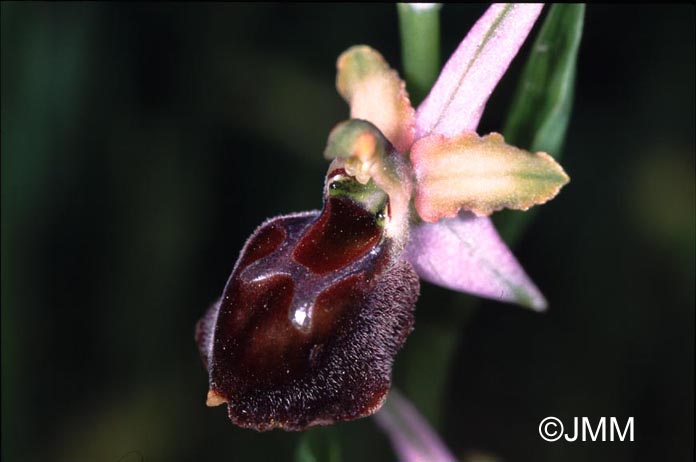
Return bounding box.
[397,3,442,105]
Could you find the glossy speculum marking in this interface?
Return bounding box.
[196,176,419,431]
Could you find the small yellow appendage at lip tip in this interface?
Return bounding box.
[206,389,227,407]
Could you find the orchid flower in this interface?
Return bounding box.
[195,3,568,432]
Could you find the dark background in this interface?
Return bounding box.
[2,4,693,462]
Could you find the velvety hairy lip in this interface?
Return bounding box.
[196,196,419,431]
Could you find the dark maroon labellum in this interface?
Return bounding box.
[196,186,419,431]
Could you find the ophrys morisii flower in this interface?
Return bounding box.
[196,3,567,431]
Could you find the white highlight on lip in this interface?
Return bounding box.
[248,273,272,283]
[290,302,312,330]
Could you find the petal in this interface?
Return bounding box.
[336,45,416,153]
[406,212,547,311]
[374,389,456,462]
[411,131,569,221]
[415,3,543,138]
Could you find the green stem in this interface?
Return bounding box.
[397,3,442,106]
[395,1,460,430]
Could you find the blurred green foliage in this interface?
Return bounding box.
[2,4,694,462]
[295,426,341,462]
